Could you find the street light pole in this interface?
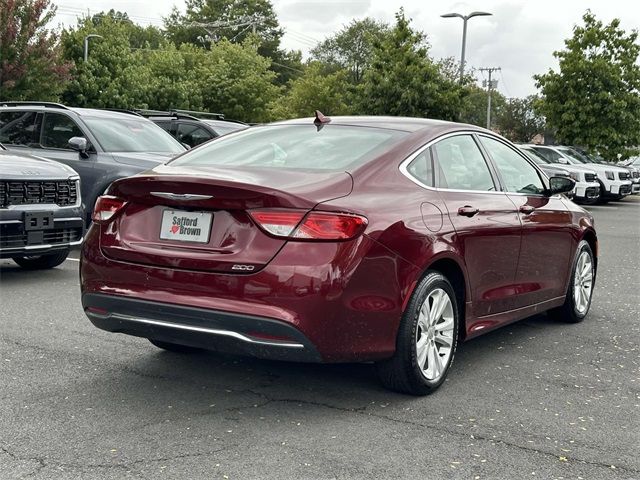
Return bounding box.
[83,34,103,62]
[441,11,492,84]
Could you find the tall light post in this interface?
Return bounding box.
[441,11,492,84]
[83,34,103,62]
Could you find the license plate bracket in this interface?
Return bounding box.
[24,211,54,231]
[159,210,213,244]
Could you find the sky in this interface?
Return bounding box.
[51,0,640,98]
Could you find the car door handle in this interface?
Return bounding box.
[519,205,535,214]
[458,206,479,217]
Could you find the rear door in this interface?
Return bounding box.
[431,133,522,319]
[478,134,574,307]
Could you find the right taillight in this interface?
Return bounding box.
[249,209,367,241]
[92,195,127,223]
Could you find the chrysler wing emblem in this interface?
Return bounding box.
[151,192,213,201]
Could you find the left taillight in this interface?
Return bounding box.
[249,209,368,241]
[92,195,127,224]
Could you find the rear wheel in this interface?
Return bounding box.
[13,250,69,270]
[376,271,459,395]
[148,339,201,353]
[548,240,595,323]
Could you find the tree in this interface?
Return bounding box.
[194,38,279,122]
[535,11,640,160]
[310,18,388,84]
[164,0,282,60]
[164,0,303,85]
[357,9,465,120]
[459,85,506,128]
[495,95,545,142]
[0,0,71,100]
[271,62,352,119]
[60,13,158,108]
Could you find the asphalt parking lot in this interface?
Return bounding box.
[1,198,638,480]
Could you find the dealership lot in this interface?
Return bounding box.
[0,199,638,480]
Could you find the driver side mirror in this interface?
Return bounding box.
[548,176,575,196]
[68,137,90,159]
[557,157,569,164]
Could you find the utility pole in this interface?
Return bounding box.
[480,67,500,129]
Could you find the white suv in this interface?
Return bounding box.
[521,145,600,204]
[529,145,632,201]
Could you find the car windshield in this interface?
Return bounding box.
[557,148,591,164]
[83,117,185,153]
[520,147,549,164]
[203,120,247,136]
[170,124,409,171]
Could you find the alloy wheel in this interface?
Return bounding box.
[415,288,455,381]
[573,250,593,314]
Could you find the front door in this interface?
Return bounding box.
[431,134,522,323]
[478,135,574,307]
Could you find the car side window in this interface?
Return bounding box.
[0,111,39,146]
[176,123,213,147]
[41,113,84,150]
[406,149,434,187]
[432,135,496,191]
[479,136,546,195]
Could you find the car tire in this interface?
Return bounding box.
[148,339,201,353]
[376,271,459,395]
[548,240,595,323]
[13,250,69,270]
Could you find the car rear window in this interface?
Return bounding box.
[169,124,408,171]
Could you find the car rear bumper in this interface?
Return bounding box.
[80,227,417,362]
[83,293,323,362]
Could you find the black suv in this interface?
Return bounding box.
[0,102,186,224]
[0,143,83,268]
[140,110,248,148]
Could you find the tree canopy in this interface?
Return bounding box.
[0,0,71,100]
[535,11,640,159]
[357,9,466,120]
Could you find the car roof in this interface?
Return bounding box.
[271,116,484,134]
[0,104,150,121]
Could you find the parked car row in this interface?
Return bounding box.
[516,144,635,203]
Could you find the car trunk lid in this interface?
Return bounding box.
[99,165,353,273]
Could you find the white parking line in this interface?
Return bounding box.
[65,257,80,262]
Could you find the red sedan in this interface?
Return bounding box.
[80,115,597,395]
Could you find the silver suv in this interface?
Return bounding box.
[0,102,186,224]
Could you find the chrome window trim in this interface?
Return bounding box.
[399,131,506,195]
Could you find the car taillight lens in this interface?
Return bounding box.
[249,209,367,241]
[92,195,127,223]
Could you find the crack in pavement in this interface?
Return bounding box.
[1,442,237,476]
[237,391,640,476]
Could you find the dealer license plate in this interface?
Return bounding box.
[159,210,212,243]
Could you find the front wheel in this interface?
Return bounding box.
[13,250,69,270]
[548,240,595,323]
[376,271,459,395]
